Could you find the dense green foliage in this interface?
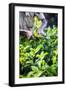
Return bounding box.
[19,25,58,78]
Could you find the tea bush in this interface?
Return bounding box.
[19,25,58,78]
